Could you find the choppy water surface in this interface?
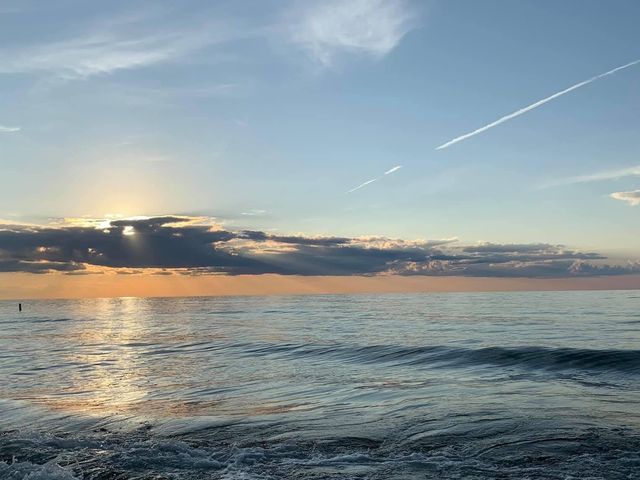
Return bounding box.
[1,291,639,479]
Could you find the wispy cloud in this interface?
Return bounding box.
[0,13,236,80]
[0,5,25,15]
[611,190,640,206]
[347,165,403,193]
[0,34,197,79]
[97,82,241,108]
[436,59,640,150]
[241,209,268,217]
[290,0,419,67]
[0,125,20,133]
[540,165,640,189]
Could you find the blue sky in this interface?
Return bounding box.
[1,0,639,263]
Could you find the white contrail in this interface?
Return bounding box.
[346,165,403,193]
[347,178,378,193]
[0,125,20,133]
[436,59,640,150]
[384,165,403,175]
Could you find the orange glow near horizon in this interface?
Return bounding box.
[1,272,639,301]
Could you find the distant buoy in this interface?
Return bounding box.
[18,303,22,312]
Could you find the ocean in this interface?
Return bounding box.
[1,291,639,479]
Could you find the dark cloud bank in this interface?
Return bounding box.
[0,216,638,278]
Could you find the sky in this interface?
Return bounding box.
[1,0,639,298]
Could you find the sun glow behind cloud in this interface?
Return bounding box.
[122,225,136,236]
[1,215,638,281]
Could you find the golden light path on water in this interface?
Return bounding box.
[36,298,151,418]
[25,296,296,422]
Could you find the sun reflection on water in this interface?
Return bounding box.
[27,297,152,418]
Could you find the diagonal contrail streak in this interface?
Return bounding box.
[347,178,378,193]
[384,165,402,175]
[346,165,403,193]
[436,59,640,150]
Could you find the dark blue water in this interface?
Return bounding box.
[1,291,639,479]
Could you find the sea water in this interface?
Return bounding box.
[1,291,639,479]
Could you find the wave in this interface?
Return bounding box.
[0,461,78,480]
[2,424,640,480]
[235,342,640,374]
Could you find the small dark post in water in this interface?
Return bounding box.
[18,303,22,312]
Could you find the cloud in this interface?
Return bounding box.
[0,125,20,133]
[241,209,268,217]
[541,165,640,188]
[436,59,640,150]
[610,190,640,206]
[0,259,84,274]
[105,82,241,107]
[0,12,234,80]
[1,216,637,278]
[0,34,196,79]
[289,0,418,67]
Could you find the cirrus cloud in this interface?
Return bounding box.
[289,0,419,67]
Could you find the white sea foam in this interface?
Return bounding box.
[0,461,78,480]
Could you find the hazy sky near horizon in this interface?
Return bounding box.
[1,0,640,295]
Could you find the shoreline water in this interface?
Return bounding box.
[1,291,639,478]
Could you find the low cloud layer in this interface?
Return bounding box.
[1,216,638,278]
